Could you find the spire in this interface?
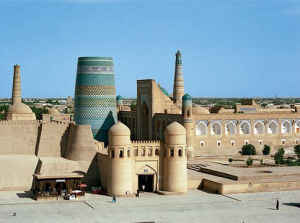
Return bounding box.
[12,64,21,105]
[173,50,184,103]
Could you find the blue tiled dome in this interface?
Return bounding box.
[116,95,123,100]
[182,94,192,101]
[159,86,169,96]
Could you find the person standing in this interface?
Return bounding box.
[112,194,116,203]
[276,199,279,210]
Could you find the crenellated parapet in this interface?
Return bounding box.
[131,140,160,145]
[0,120,40,125]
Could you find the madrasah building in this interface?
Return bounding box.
[117,50,300,158]
[0,51,300,198]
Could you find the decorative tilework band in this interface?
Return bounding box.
[75,85,116,96]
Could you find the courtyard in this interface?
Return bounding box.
[0,189,299,223]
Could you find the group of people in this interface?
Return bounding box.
[112,185,146,202]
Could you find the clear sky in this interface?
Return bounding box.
[0,0,299,98]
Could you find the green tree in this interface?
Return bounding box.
[262,144,271,156]
[246,157,253,167]
[294,144,300,159]
[274,148,285,165]
[241,144,256,155]
[130,101,137,109]
[228,158,233,166]
[261,103,268,108]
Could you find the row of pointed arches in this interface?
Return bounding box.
[196,120,300,135]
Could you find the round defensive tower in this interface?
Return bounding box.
[107,122,132,196]
[73,57,118,145]
[182,94,194,159]
[163,122,187,193]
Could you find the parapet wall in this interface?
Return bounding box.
[0,120,97,190]
[37,122,70,157]
[0,121,40,155]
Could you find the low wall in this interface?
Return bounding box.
[202,179,300,194]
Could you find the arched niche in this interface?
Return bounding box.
[211,122,221,135]
[268,121,278,134]
[281,121,292,134]
[225,121,236,135]
[240,121,250,134]
[254,121,264,135]
[196,122,207,135]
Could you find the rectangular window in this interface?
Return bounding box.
[119,148,124,158]
[295,139,299,144]
[148,147,152,156]
[259,140,263,146]
[200,141,204,147]
[110,149,115,158]
[282,139,285,145]
[245,140,249,145]
[155,147,159,155]
[141,147,145,156]
[170,148,174,157]
[134,147,138,156]
[217,141,221,147]
[231,141,235,146]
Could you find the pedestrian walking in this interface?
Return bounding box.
[276,199,279,210]
[112,194,116,203]
[136,189,140,197]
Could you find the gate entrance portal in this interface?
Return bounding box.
[138,175,154,192]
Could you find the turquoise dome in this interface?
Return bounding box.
[159,86,169,96]
[116,95,123,100]
[182,94,192,101]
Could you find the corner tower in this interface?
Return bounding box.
[73,57,118,145]
[172,50,184,108]
[163,122,187,193]
[107,122,132,196]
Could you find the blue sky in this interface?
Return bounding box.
[0,0,299,98]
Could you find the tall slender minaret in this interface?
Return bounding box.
[172,50,184,108]
[12,64,21,105]
[5,64,35,120]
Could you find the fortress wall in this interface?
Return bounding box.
[0,155,38,190]
[37,122,70,157]
[65,123,97,161]
[0,121,39,155]
[97,153,109,191]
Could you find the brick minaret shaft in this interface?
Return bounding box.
[12,64,21,105]
[173,50,184,107]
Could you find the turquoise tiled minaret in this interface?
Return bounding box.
[73,57,118,144]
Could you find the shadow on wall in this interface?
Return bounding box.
[80,154,101,189]
[35,124,42,156]
[95,111,116,147]
[61,124,71,157]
